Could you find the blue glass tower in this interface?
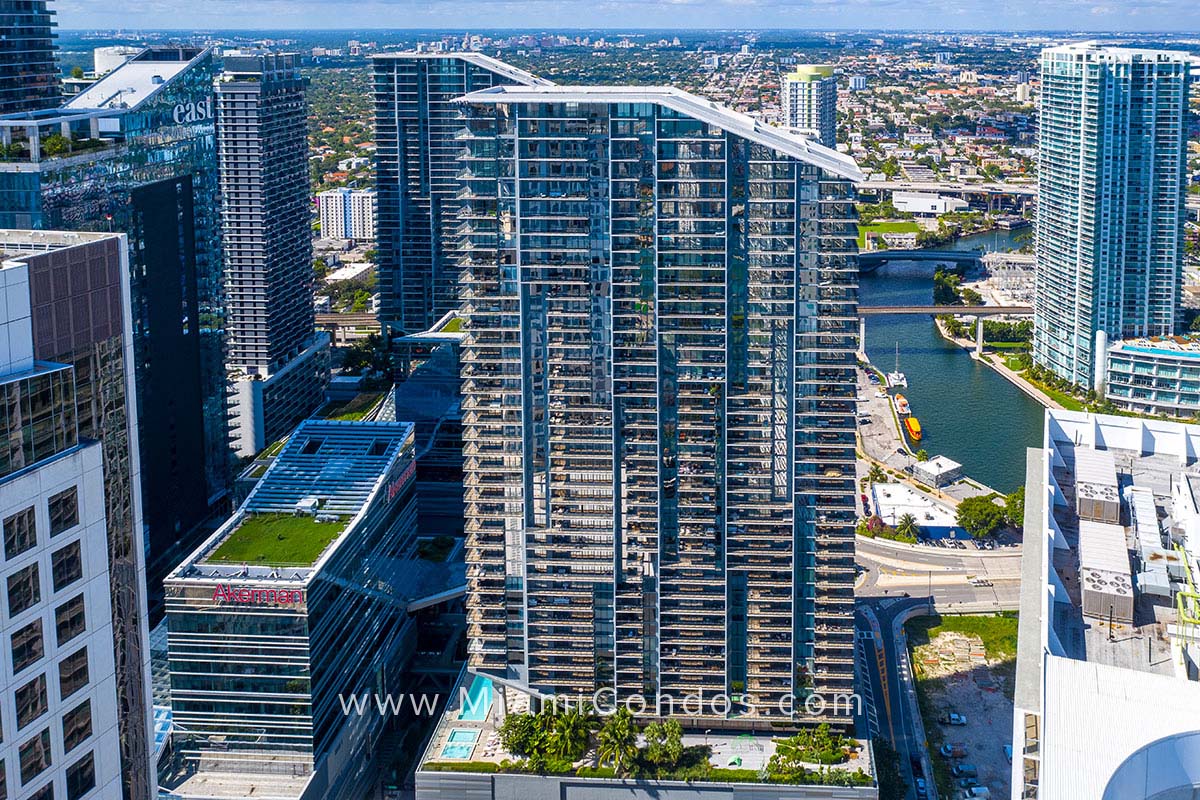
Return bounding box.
[1034,44,1191,388]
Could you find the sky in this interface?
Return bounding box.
[53,0,1200,33]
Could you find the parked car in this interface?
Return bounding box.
[940,744,968,758]
[959,777,982,788]
[915,777,928,799]
[952,763,979,778]
[940,712,969,725]
[963,788,991,799]
[1003,744,1013,763]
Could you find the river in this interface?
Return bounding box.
[859,228,1045,494]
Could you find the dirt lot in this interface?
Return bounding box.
[910,624,1015,799]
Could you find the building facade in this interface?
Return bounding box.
[217,53,329,458]
[372,53,550,337]
[0,231,152,800]
[780,65,837,148]
[317,188,376,241]
[162,420,421,800]
[0,47,231,614]
[457,85,862,724]
[1033,44,1191,389]
[0,1,60,114]
[1103,335,1200,417]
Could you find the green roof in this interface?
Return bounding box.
[205,513,348,567]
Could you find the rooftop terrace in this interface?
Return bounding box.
[201,513,348,568]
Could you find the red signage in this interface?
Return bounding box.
[212,584,304,605]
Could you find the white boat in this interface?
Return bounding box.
[887,343,908,388]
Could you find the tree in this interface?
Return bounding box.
[70,65,84,79]
[915,449,929,462]
[956,495,1005,539]
[867,464,886,484]
[549,707,591,762]
[40,133,69,157]
[1005,486,1026,529]
[596,708,639,776]
[643,719,683,769]
[895,513,920,542]
[499,712,538,757]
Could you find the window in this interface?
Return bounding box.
[11,620,43,673]
[58,648,88,699]
[14,675,47,730]
[48,488,78,538]
[51,542,82,592]
[3,508,36,559]
[0,759,6,800]
[62,701,91,753]
[18,729,51,785]
[28,784,51,800]
[55,595,86,646]
[66,752,94,800]
[7,564,40,616]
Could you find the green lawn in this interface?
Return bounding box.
[207,513,347,566]
[325,392,383,421]
[857,221,920,249]
[440,316,464,333]
[906,612,1019,661]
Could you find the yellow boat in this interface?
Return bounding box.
[905,416,922,441]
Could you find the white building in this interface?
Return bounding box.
[780,64,837,148]
[0,237,143,800]
[893,191,969,216]
[849,75,868,91]
[318,188,376,241]
[1014,410,1200,800]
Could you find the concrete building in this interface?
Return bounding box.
[1102,334,1200,417]
[1033,44,1192,389]
[0,47,233,616]
[162,419,454,800]
[217,53,330,458]
[780,64,837,148]
[317,188,376,241]
[457,84,862,725]
[0,1,60,114]
[0,231,152,800]
[849,75,867,91]
[371,53,550,338]
[893,191,969,216]
[1014,409,1200,800]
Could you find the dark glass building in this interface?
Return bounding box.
[371,53,550,339]
[0,46,230,620]
[457,85,863,726]
[0,1,60,114]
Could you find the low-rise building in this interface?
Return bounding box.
[162,419,460,800]
[1014,410,1200,800]
[911,455,964,488]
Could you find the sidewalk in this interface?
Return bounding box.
[932,318,1061,410]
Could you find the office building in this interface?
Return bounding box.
[1015,410,1200,799]
[217,53,329,458]
[317,188,376,241]
[0,230,152,800]
[0,1,60,114]
[780,65,837,148]
[162,419,447,800]
[1033,44,1191,389]
[457,85,862,724]
[0,47,231,615]
[372,53,550,337]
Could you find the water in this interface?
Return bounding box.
[859,228,1044,493]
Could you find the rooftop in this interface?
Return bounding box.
[1110,333,1200,358]
[457,85,864,182]
[201,513,348,568]
[66,46,207,111]
[372,51,553,89]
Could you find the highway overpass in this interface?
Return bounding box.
[858,248,984,271]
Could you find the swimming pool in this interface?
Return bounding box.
[448,728,480,744]
[440,742,475,759]
[458,674,494,722]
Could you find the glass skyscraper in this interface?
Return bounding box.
[218,53,330,457]
[372,53,550,338]
[0,1,60,114]
[0,47,230,618]
[457,85,862,724]
[1034,44,1191,388]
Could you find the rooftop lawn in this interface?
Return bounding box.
[205,513,348,567]
[857,220,920,249]
[440,316,463,333]
[324,392,383,421]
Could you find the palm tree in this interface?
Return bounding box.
[549,707,591,762]
[867,464,886,484]
[596,708,639,776]
[896,513,920,541]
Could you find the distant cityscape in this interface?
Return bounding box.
[0,4,1198,800]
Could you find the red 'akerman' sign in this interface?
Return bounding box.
[212,584,305,605]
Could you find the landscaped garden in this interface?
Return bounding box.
[206,512,347,566]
